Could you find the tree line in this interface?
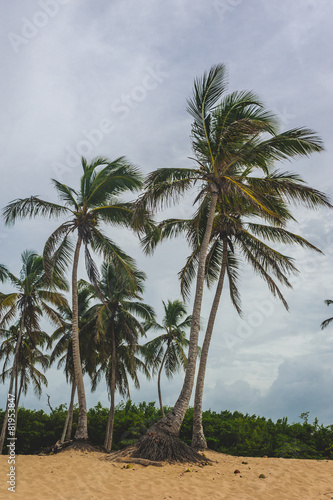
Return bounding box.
[0,63,332,460]
[1,401,332,460]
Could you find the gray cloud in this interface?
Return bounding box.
[1,0,333,425]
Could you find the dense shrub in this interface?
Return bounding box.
[0,403,332,458]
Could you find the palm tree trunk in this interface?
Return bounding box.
[157,347,169,417]
[13,375,23,438]
[14,363,18,413]
[104,405,112,451]
[0,314,25,454]
[150,191,218,437]
[16,376,23,409]
[61,377,76,443]
[104,323,116,452]
[65,379,76,441]
[71,236,88,440]
[192,238,228,449]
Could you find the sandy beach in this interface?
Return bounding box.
[1,449,332,499]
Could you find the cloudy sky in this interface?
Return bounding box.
[1,0,333,426]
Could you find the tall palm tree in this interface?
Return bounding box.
[143,300,192,417]
[137,64,329,449]
[86,261,154,452]
[3,156,146,440]
[321,300,333,330]
[49,280,94,442]
[164,193,323,448]
[0,250,67,453]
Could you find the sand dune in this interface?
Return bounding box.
[1,449,333,499]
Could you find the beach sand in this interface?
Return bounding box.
[1,449,333,499]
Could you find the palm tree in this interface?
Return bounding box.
[3,156,146,441]
[0,250,67,453]
[167,193,323,448]
[1,324,49,410]
[143,300,192,417]
[86,260,154,452]
[49,280,94,442]
[321,300,333,330]
[136,64,329,453]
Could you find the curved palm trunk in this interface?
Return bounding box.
[72,236,88,440]
[192,238,228,449]
[150,192,218,437]
[104,323,116,452]
[61,377,76,443]
[157,346,169,417]
[0,314,25,454]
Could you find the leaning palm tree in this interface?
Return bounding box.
[85,260,154,452]
[134,64,329,459]
[3,156,146,441]
[0,250,67,453]
[49,280,94,442]
[165,193,323,448]
[321,300,333,330]
[143,300,192,417]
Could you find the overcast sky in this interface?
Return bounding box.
[1,0,333,426]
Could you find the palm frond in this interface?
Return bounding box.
[187,64,228,164]
[0,265,8,283]
[246,223,322,252]
[179,250,199,300]
[139,168,197,211]
[43,223,75,280]
[86,157,142,206]
[226,253,242,315]
[91,203,136,227]
[321,300,333,330]
[3,196,71,226]
[321,317,333,330]
[90,228,138,288]
[51,179,79,208]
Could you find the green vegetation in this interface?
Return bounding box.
[0,401,332,459]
